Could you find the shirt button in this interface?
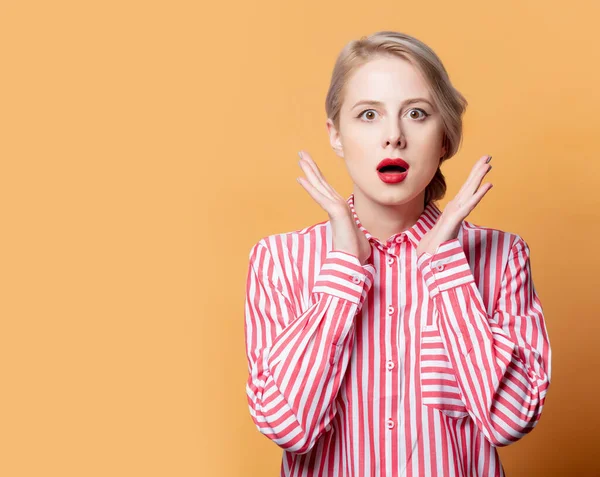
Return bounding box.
[386,419,395,429]
[386,360,395,370]
[351,274,362,284]
[387,305,395,315]
[395,235,404,243]
[435,264,445,271]
[387,256,395,266]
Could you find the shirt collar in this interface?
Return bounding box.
[346,193,443,249]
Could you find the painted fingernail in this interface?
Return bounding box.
[486,155,492,163]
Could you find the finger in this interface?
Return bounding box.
[299,158,334,200]
[465,182,493,210]
[296,176,334,213]
[300,152,338,197]
[299,152,342,200]
[310,162,343,200]
[459,155,492,197]
[470,164,492,199]
[458,155,491,192]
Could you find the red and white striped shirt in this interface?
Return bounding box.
[244,193,551,477]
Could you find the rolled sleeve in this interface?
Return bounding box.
[312,250,376,306]
[417,238,475,298]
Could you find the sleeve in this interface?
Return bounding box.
[244,239,376,454]
[417,235,552,447]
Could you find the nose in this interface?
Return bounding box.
[385,122,406,148]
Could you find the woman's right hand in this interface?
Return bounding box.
[296,150,372,265]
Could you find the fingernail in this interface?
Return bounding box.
[298,151,303,159]
[486,155,492,163]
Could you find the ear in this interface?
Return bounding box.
[326,118,344,158]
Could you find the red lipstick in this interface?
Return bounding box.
[376,158,409,184]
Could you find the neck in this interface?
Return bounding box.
[352,187,426,243]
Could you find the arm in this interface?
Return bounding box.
[245,239,375,454]
[417,235,552,447]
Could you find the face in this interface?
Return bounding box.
[327,55,447,207]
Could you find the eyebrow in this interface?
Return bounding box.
[351,98,434,110]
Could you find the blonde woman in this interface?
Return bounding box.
[245,31,551,476]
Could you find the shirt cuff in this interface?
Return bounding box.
[312,250,376,305]
[417,238,475,298]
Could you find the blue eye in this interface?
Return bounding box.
[357,108,430,121]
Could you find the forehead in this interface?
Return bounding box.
[343,56,432,107]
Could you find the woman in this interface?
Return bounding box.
[244,31,551,476]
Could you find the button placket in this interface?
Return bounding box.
[382,247,399,395]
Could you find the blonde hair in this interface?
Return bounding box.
[325,31,468,205]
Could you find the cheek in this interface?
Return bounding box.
[344,158,366,178]
[343,159,375,188]
[414,126,444,149]
[343,131,372,154]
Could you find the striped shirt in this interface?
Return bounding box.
[244,193,551,477]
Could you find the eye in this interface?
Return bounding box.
[357,108,431,122]
[407,108,430,120]
[357,109,379,121]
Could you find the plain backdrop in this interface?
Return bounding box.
[1,0,599,476]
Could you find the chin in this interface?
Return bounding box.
[360,182,418,206]
[381,180,415,199]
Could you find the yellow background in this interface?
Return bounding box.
[1,1,598,475]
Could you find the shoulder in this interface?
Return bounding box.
[460,219,529,258]
[248,219,330,262]
[246,220,331,296]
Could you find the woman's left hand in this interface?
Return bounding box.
[416,154,494,258]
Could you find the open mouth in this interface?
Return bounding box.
[377,162,409,184]
[378,165,407,173]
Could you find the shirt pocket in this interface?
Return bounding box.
[420,320,470,419]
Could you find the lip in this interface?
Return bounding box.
[377,157,409,184]
[377,157,410,171]
[378,170,408,183]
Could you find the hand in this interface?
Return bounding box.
[416,154,494,258]
[296,150,372,265]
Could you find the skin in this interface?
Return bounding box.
[297,54,493,262]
